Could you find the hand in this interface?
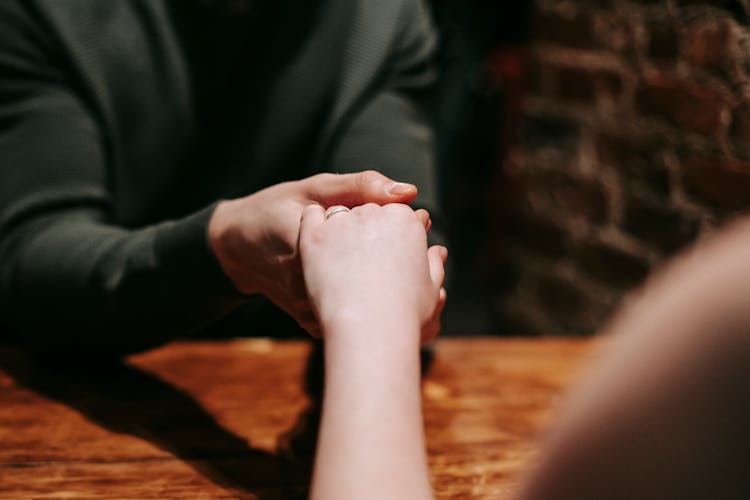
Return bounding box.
[208,171,426,337]
[299,203,447,345]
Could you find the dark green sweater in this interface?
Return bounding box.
[0,0,440,355]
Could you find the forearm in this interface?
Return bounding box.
[0,205,243,355]
[311,314,433,500]
[517,218,750,499]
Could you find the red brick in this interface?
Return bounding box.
[534,274,586,324]
[596,13,638,59]
[531,273,614,333]
[646,15,680,60]
[623,195,701,253]
[556,65,597,103]
[522,115,581,158]
[596,132,671,196]
[683,156,750,211]
[676,1,749,25]
[597,68,625,101]
[533,10,595,49]
[572,241,651,289]
[505,211,570,259]
[521,169,610,226]
[685,17,737,77]
[555,66,625,105]
[729,100,750,159]
[490,1,749,336]
[635,72,728,135]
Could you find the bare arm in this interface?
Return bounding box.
[313,312,431,500]
[299,203,446,500]
[517,218,750,500]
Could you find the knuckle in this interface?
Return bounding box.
[384,202,410,215]
[357,202,379,213]
[359,169,382,183]
[313,172,336,185]
[355,170,384,191]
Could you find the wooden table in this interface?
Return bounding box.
[0,338,597,499]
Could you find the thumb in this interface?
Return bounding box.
[299,204,326,246]
[427,245,447,290]
[305,170,417,207]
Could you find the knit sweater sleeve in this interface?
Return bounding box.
[0,2,243,356]
[322,0,445,245]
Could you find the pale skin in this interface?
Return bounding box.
[515,217,750,499]
[207,170,438,338]
[299,202,446,500]
[301,204,750,498]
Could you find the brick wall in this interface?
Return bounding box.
[492,0,750,334]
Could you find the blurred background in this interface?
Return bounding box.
[434,0,750,336]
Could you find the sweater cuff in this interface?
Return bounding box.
[154,202,246,304]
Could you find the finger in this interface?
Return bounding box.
[415,208,431,232]
[306,170,417,207]
[299,204,326,243]
[421,288,447,346]
[437,287,447,315]
[431,287,447,328]
[427,245,448,289]
[421,317,441,346]
[325,205,351,220]
[439,245,449,263]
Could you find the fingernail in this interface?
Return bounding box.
[388,182,414,196]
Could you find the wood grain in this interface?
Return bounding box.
[0,337,596,499]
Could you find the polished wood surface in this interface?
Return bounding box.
[0,338,597,499]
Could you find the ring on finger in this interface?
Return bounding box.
[325,206,351,220]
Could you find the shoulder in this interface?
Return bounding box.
[0,1,168,76]
[338,0,436,71]
[346,0,437,89]
[348,0,435,45]
[0,1,171,59]
[0,0,187,111]
[0,1,53,72]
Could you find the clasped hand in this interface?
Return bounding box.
[209,171,446,341]
[300,203,447,345]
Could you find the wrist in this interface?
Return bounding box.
[322,314,422,381]
[208,199,260,295]
[321,303,421,343]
